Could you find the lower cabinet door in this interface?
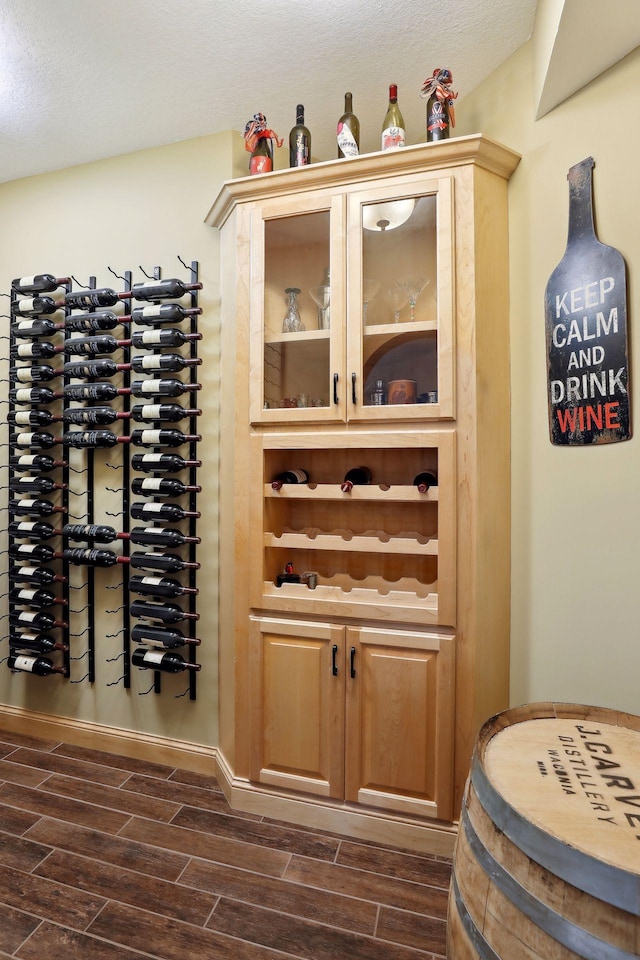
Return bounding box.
[249,616,345,798]
[345,626,455,821]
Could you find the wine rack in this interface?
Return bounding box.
[5,263,203,699]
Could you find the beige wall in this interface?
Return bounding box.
[457,42,640,713]
[0,131,245,748]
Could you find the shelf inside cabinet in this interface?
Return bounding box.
[261,578,440,624]
[264,528,438,556]
[265,329,330,346]
[265,483,438,502]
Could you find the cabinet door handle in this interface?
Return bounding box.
[351,372,357,405]
[350,646,356,679]
[333,372,339,405]
[332,644,338,676]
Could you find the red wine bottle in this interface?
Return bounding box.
[9,477,67,495]
[64,335,131,356]
[9,565,65,585]
[9,499,67,518]
[271,468,309,491]
[63,382,129,402]
[131,279,201,301]
[11,341,63,360]
[9,409,60,427]
[10,633,68,654]
[9,611,67,631]
[63,430,128,448]
[131,303,202,324]
[12,274,67,294]
[129,575,198,598]
[65,311,122,333]
[131,353,202,374]
[130,429,201,448]
[8,654,66,676]
[131,623,200,648]
[130,526,200,548]
[11,364,61,383]
[63,547,127,567]
[341,466,372,492]
[131,647,200,672]
[62,523,129,543]
[10,386,62,405]
[11,317,65,339]
[10,454,67,473]
[9,543,58,563]
[130,600,199,624]
[131,379,201,398]
[63,407,130,426]
[63,359,130,378]
[65,288,122,309]
[131,477,201,498]
[413,470,438,493]
[130,403,201,423]
[131,328,201,349]
[12,296,60,316]
[9,587,67,609]
[131,453,202,473]
[130,502,200,523]
[8,520,61,540]
[129,551,200,573]
[12,432,60,449]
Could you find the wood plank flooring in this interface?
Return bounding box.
[0,727,451,959]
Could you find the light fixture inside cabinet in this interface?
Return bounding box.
[362,198,416,232]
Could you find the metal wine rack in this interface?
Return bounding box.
[5,261,203,700]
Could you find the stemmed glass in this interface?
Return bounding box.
[396,275,429,322]
[383,282,409,323]
[362,279,380,323]
[309,284,330,329]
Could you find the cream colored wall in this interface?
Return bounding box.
[0,130,246,748]
[456,42,640,713]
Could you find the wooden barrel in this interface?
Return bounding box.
[447,702,640,960]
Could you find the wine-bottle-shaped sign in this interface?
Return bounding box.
[544,157,630,445]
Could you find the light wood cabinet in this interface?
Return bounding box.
[207,136,520,853]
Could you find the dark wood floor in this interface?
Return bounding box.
[0,726,450,959]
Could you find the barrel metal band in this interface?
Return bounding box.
[461,805,638,960]
[450,872,501,960]
[471,750,640,916]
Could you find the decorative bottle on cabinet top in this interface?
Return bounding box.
[381,84,405,151]
[337,92,359,158]
[289,104,311,167]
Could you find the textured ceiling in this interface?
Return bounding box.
[0,0,537,184]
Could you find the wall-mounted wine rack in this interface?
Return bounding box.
[5,261,203,700]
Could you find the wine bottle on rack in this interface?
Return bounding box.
[271,468,309,491]
[8,409,61,427]
[65,311,123,333]
[131,647,200,673]
[131,329,201,348]
[63,407,130,426]
[10,454,67,472]
[7,654,66,676]
[9,477,67,495]
[10,565,65,585]
[289,104,311,167]
[130,404,201,423]
[63,523,129,543]
[11,341,63,360]
[413,470,438,493]
[130,354,202,374]
[9,587,67,609]
[131,279,202,301]
[130,552,200,573]
[337,92,360,158]
[8,520,62,541]
[130,429,201,448]
[341,466,372,492]
[62,547,128,567]
[381,83,405,151]
[64,335,132,356]
[9,611,67,631]
[12,296,60,316]
[130,502,201,523]
[12,432,60,449]
[10,364,62,383]
[10,633,68,654]
[9,499,67,518]
[12,274,68,294]
[131,453,202,473]
[10,386,62,405]
[64,288,123,309]
[63,430,128,448]
[131,623,200,648]
[130,526,200,548]
[129,575,198,598]
[9,542,59,563]
[63,359,130,379]
[131,477,201,498]
[63,382,129,402]
[131,379,201,398]
[131,303,202,325]
[11,318,65,339]
[130,599,199,624]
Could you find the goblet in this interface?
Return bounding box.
[383,282,409,323]
[309,284,330,329]
[362,279,380,323]
[397,275,429,321]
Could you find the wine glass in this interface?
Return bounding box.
[396,275,430,322]
[308,284,330,329]
[383,282,409,323]
[282,287,304,333]
[362,279,380,324]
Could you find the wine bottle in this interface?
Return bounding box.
[129,575,198,598]
[337,92,360,158]
[64,311,122,333]
[130,526,200,548]
[413,470,438,493]
[63,382,129,402]
[12,274,67,294]
[271,468,309,491]
[9,611,67,631]
[131,379,201,398]
[8,520,61,540]
[63,407,129,426]
[63,430,127,448]
[130,429,201,448]
[12,296,60,316]
[131,303,202,325]
[11,364,61,383]
[12,431,60,449]
[10,633,68,654]
[8,409,60,427]
[131,477,201,498]
[341,466,372,492]
[131,624,200,649]
[9,587,67,609]
[130,403,201,423]
[64,335,131,356]
[131,453,202,473]
[289,104,311,167]
[11,317,65,339]
[63,359,130,379]
[131,279,201,301]
[10,386,61,405]
[10,454,66,473]
[11,341,63,360]
[130,551,200,573]
[62,523,128,543]
[7,654,66,676]
[130,502,201,523]
[65,287,122,309]
[250,134,273,175]
[62,547,127,567]
[9,565,65,585]
[131,647,200,672]
[381,84,405,151]
[9,543,58,563]
[9,499,66,518]
[130,600,199,624]
[131,329,202,348]
[9,477,67,495]
[130,353,202,373]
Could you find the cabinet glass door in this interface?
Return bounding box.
[347,176,454,421]
[250,194,345,424]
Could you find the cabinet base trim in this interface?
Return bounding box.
[215,749,457,857]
